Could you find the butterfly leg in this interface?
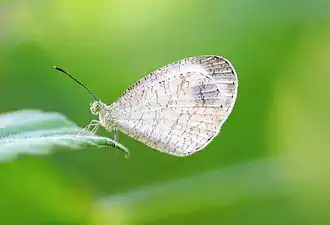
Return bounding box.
[112,126,124,157]
[109,126,129,158]
[78,120,100,135]
[89,124,100,134]
[113,126,118,142]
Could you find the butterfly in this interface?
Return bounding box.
[54,55,238,157]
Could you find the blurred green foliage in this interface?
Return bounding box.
[1,0,330,224]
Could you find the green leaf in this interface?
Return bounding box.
[0,109,129,162]
[94,156,289,225]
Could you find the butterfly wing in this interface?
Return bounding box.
[109,55,238,156]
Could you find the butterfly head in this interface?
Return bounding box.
[90,100,106,115]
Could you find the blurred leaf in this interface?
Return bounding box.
[0,109,128,162]
[95,156,290,225]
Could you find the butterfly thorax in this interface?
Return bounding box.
[90,100,116,131]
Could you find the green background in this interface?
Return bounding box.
[1,0,330,224]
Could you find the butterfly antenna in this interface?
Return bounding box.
[54,66,98,101]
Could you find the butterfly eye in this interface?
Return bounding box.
[90,102,100,115]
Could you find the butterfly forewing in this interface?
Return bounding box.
[108,55,238,156]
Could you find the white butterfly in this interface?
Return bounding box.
[55,55,238,157]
